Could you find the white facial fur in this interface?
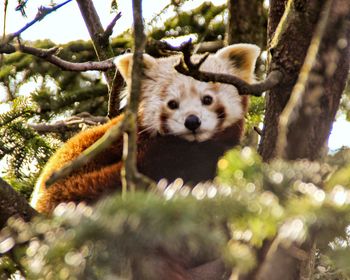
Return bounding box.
[115,44,260,142]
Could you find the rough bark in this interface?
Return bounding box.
[258,0,325,161]
[283,0,350,159]
[255,0,350,279]
[0,178,37,229]
[267,0,288,42]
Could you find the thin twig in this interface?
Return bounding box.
[29,113,108,134]
[158,40,283,96]
[6,0,73,43]
[275,0,333,158]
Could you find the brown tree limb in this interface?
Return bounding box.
[101,12,122,42]
[176,63,283,97]
[121,0,154,193]
[0,178,37,229]
[19,44,115,71]
[0,42,116,71]
[258,0,325,161]
[76,0,122,118]
[29,113,108,134]
[267,0,288,43]
[158,40,283,96]
[282,0,350,161]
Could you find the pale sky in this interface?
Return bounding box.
[0,0,349,151]
[1,0,226,43]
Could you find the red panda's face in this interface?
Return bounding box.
[115,44,260,142]
[149,75,243,142]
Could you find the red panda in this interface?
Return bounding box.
[30,44,260,214]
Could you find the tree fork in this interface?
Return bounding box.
[75,0,123,118]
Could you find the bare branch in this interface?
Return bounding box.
[29,113,108,134]
[121,0,155,193]
[158,40,283,97]
[21,44,115,71]
[6,0,73,43]
[76,0,121,117]
[102,12,122,41]
[0,42,115,71]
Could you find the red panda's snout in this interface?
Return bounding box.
[184,114,201,132]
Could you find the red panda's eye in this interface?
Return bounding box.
[167,100,179,110]
[202,95,213,106]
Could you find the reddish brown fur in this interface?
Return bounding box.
[32,102,246,214]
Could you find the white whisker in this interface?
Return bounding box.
[138,126,156,135]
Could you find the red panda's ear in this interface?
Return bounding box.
[215,44,260,79]
[114,53,157,82]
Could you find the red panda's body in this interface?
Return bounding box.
[31,44,259,214]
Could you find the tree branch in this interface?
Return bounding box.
[76,0,122,118]
[29,113,108,134]
[0,42,116,71]
[0,178,37,229]
[102,12,122,42]
[5,0,73,43]
[158,40,283,97]
[121,0,154,193]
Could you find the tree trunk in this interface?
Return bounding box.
[259,0,350,161]
[283,0,350,160]
[256,0,350,279]
[258,0,324,161]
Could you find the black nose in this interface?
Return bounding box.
[184,115,201,132]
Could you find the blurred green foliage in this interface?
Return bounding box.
[1,147,350,278]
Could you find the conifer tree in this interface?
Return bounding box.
[0,0,349,279]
